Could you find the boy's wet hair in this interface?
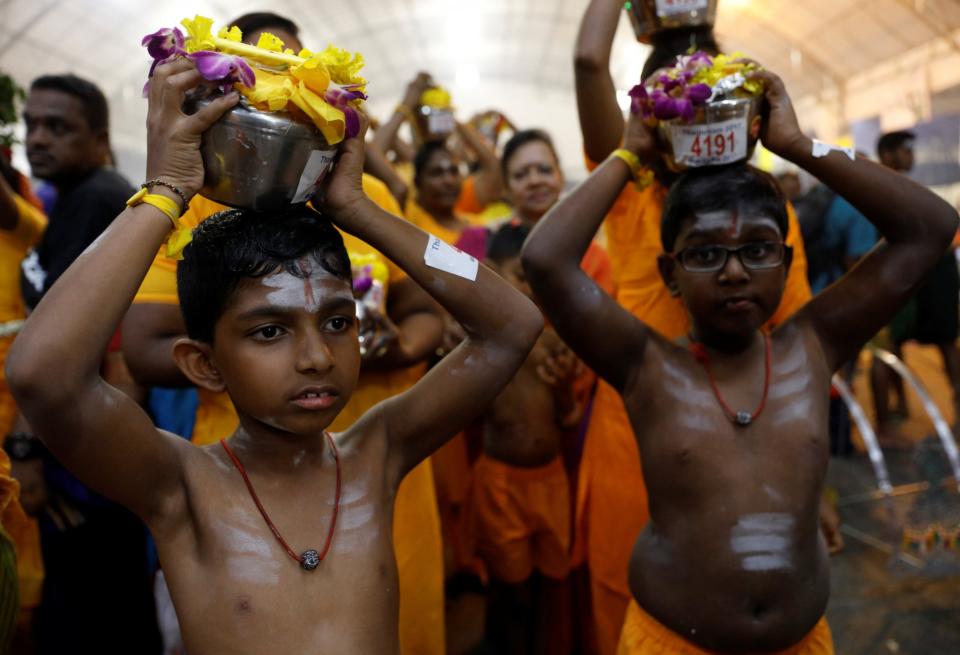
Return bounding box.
[660,165,788,252]
[501,129,560,178]
[414,140,453,186]
[487,221,532,263]
[177,205,351,343]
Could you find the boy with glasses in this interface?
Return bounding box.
[522,68,959,653]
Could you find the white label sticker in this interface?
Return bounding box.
[292,148,338,204]
[812,140,855,161]
[427,111,456,136]
[656,0,709,17]
[670,116,748,167]
[424,235,478,281]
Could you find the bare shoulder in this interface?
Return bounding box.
[774,314,831,377]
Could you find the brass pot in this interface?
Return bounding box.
[626,0,719,43]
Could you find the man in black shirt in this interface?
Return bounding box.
[14,74,161,654]
[20,74,134,308]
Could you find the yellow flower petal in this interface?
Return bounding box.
[218,25,242,42]
[290,55,331,95]
[290,82,346,144]
[256,32,285,53]
[420,87,452,109]
[240,69,295,112]
[180,15,215,53]
[165,224,194,260]
[317,45,366,91]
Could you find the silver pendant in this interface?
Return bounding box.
[735,411,753,426]
[301,549,320,571]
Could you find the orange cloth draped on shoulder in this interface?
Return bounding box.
[0,193,47,622]
[616,601,834,655]
[455,175,484,215]
[579,159,813,655]
[132,175,445,655]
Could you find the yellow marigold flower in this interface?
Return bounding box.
[256,32,285,53]
[181,15,215,53]
[317,45,367,91]
[421,87,452,109]
[290,81,347,144]
[290,55,332,96]
[218,25,242,42]
[241,69,295,112]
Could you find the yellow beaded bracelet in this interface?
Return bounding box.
[125,188,180,230]
[610,148,655,191]
[611,148,641,177]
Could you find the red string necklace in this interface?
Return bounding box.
[220,433,341,571]
[689,331,772,426]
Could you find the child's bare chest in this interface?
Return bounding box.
[157,451,400,654]
[625,334,832,503]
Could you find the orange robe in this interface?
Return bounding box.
[132,176,444,655]
[580,176,813,655]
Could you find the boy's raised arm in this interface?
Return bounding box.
[574,0,626,163]
[5,60,238,521]
[756,71,960,371]
[322,123,543,479]
[521,116,652,392]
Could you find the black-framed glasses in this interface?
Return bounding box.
[673,242,791,273]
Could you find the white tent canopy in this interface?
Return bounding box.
[2,0,959,183]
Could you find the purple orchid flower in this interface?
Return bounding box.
[628,84,647,115]
[187,50,256,93]
[353,268,374,296]
[325,84,368,139]
[687,83,712,104]
[142,27,184,62]
[141,27,186,91]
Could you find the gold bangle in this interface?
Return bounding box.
[125,188,180,229]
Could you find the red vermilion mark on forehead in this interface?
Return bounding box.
[728,208,739,237]
[300,257,316,308]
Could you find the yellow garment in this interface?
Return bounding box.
[404,197,482,245]
[0,447,42,624]
[617,601,834,655]
[0,196,47,620]
[577,172,813,655]
[132,174,445,655]
[0,196,46,436]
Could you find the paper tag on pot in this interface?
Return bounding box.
[427,111,456,136]
[670,116,748,167]
[424,235,478,281]
[657,0,709,17]
[292,148,339,204]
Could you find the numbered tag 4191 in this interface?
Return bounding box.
[669,116,748,167]
[656,0,709,17]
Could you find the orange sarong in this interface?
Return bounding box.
[617,601,834,655]
[471,454,570,583]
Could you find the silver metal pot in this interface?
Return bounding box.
[413,105,456,143]
[185,95,339,210]
[656,95,763,171]
[626,0,718,43]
